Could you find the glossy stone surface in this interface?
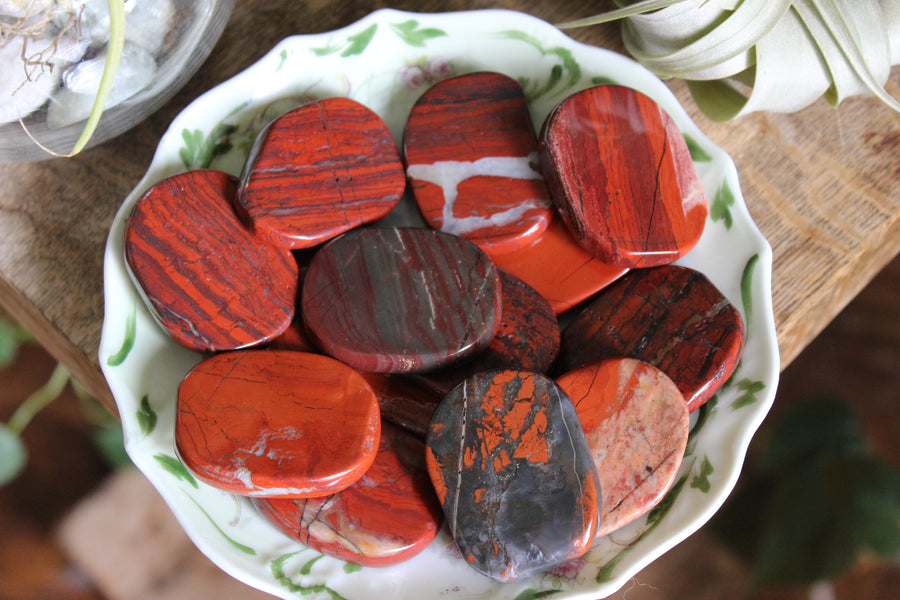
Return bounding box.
[426,369,599,582]
[557,358,689,536]
[557,265,745,412]
[254,422,442,566]
[403,71,554,254]
[540,85,707,269]
[124,169,298,352]
[175,350,380,498]
[422,269,560,395]
[237,97,406,249]
[488,215,628,314]
[302,227,502,373]
[361,372,444,439]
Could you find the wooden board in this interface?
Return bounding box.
[0,0,898,412]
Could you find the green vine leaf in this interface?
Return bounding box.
[691,455,714,493]
[136,395,157,436]
[106,306,136,367]
[0,315,33,369]
[390,20,447,47]
[683,133,713,162]
[271,552,347,600]
[710,179,736,229]
[153,453,198,488]
[741,253,760,333]
[733,378,766,410]
[185,493,256,555]
[495,30,582,102]
[179,122,238,170]
[313,24,379,58]
[514,589,564,600]
[342,562,363,574]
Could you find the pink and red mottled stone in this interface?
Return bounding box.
[540,85,707,269]
[237,97,406,249]
[403,71,554,255]
[426,369,599,582]
[557,358,689,536]
[558,265,745,412]
[124,169,298,352]
[175,350,380,498]
[301,227,502,374]
[254,422,443,567]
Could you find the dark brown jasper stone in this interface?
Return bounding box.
[124,169,298,352]
[237,97,406,249]
[421,269,560,395]
[426,369,599,582]
[557,265,745,412]
[540,85,707,269]
[301,227,502,374]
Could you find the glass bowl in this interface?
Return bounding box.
[0,0,234,162]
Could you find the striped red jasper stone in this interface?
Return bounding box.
[124,169,298,352]
[301,227,502,374]
[237,97,406,249]
[540,84,707,269]
[556,358,689,537]
[557,265,745,412]
[253,421,443,567]
[425,369,599,582]
[175,350,380,498]
[403,71,554,255]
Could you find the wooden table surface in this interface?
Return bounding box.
[1,0,898,412]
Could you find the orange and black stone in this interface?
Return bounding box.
[425,369,599,582]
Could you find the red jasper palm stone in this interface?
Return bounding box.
[557,358,689,536]
[557,265,745,412]
[302,227,502,373]
[124,169,298,352]
[237,97,406,249]
[540,85,707,269]
[403,71,554,255]
[254,422,443,567]
[175,350,380,498]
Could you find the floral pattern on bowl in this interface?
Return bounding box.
[100,9,779,600]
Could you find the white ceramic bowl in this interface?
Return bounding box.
[0,0,233,162]
[100,9,779,600]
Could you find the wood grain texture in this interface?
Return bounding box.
[0,0,896,414]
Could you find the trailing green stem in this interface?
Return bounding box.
[6,363,70,435]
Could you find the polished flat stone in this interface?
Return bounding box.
[175,350,380,498]
[237,97,406,249]
[557,358,689,536]
[361,372,444,439]
[302,227,502,373]
[422,269,560,395]
[426,369,599,582]
[253,422,442,567]
[124,169,298,352]
[540,85,707,269]
[488,215,628,314]
[557,265,745,412]
[403,71,554,255]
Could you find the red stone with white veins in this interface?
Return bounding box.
[556,358,689,537]
[237,97,406,249]
[540,84,707,269]
[175,350,380,498]
[403,71,554,255]
[254,422,443,567]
